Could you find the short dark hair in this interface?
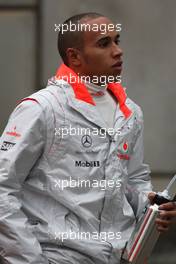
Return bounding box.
[57,12,105,65]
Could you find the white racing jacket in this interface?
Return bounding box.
[0,64,152,264]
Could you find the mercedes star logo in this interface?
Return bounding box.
[81,135,92,148]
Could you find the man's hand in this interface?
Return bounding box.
[148,192,156,204]
[157,202,176,231]
[148,192,176,232]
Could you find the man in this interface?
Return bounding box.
[0,12,175,264]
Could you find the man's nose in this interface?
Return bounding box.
[112,43,123,57]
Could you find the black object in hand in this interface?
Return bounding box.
[153,194,171,205]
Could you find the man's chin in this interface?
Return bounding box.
[112,68,122,76]
[106,70,122,83]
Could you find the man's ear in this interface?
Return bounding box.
[66,48,82,66]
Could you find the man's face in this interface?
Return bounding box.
[78,17,123,81]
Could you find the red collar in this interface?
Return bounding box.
[55,64,132,118]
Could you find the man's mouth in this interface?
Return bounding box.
[112,61,123,68]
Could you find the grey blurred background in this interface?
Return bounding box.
[0,0,175,263]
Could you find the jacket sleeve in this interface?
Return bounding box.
[0,99,49,264]
[126,110,153,220]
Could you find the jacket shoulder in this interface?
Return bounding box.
[17,80,65,115]
[127,97,144,122]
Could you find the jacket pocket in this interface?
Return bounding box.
[122,196,135,220]
[48,260,57,264]
[65,211,80,233]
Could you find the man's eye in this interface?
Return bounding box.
[115,39,120,45]
[98,39,110,47]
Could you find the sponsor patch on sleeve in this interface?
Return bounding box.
[0,141,16,151]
